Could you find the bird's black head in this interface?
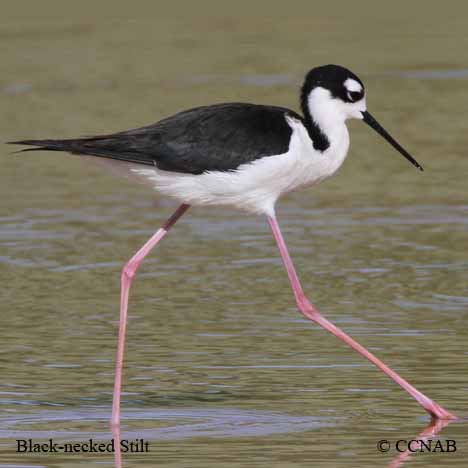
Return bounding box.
[300,64,366,123]
[300,64,423,171]
[301,64,365,112]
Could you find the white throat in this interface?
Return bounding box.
[307,88,347,145]
[307,87,366,143]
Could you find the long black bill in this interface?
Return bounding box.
[361,111,423,171]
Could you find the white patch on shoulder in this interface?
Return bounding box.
[344,78,362,93]
[129,115,349,216]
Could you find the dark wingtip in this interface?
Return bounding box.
[7,140,39,146]
[11,147,47,154]
[6,140,51,154]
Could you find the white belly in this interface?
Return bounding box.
[130,117,350,216]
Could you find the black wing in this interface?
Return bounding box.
[9,103,303,175]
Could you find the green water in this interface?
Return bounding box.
[1,1,467,466]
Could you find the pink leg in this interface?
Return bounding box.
[111,203,190,426]
[267,215,456,420]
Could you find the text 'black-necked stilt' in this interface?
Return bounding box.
[10,64,456,425]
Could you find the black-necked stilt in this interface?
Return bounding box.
[10,64,455,425]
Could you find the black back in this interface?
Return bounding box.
[12,103,303,175]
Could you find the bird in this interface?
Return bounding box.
[9,64,456,425]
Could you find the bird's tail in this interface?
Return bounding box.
[8,138,86,154]
[7,136,158,167]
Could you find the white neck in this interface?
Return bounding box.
[307,88,347,143]
[306,87,366,147]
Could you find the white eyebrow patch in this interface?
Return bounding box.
[344,78,362,93]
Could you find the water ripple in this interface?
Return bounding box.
[0,408,339,441]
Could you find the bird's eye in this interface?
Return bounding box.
[347,91,362,102]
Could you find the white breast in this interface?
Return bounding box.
[130,116,350,216]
